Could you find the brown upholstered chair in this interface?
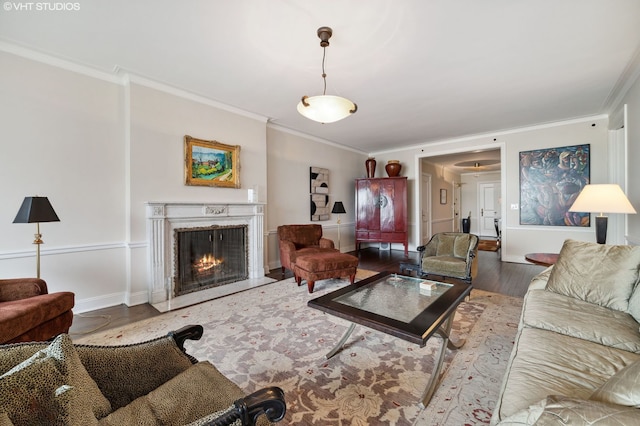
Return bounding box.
[277,224,337,273]
[416,232,479,284]
[0,278,74,344]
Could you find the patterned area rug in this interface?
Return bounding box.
[76,275,523,425]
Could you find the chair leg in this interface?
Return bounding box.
[349,273,356,285]
[307,280,315,293]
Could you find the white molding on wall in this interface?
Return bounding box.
[371,114,609,156]
[267,123,367,155]
[603,44,640,116]
[0,41,269,124]
[0,242,127,260]
[0,41,122,84]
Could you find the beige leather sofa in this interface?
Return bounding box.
[492,239,640,424]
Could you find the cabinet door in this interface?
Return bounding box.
[356,179,380,231]
[380,179,407,233]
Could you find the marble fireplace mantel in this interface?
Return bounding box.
[146,202,272,311]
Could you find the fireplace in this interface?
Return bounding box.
[173,225,248,296]
[146,202,265,305]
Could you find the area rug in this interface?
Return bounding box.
[75,275,523,425]
[478,239,500,252]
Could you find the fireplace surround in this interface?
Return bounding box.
[146,202,265,306]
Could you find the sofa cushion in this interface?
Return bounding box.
[435,234,456,256]
[98,361,256,426]
[0,292,74,343]
[522,289,640,352]
[590,358,640,407]
[545,239,640,311]
[493,327,640,421]
[627,284,640,324]
[0,334,110,424]
[499,395,640,425]
[76,337,195,410]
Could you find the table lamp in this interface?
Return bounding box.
[331,201,346,251]
[568,184,636,244]
[13,196,60,278]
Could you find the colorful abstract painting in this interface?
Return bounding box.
[519,144,590,226]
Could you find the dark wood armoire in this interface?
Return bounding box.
[355,177,408,256]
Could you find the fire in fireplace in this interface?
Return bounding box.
[173,225,248,296]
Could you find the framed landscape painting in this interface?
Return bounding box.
[519,143,590,226]
[184,135,240,188]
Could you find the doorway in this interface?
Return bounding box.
[478,181,500,238]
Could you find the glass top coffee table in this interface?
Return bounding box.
[307,271,472,407]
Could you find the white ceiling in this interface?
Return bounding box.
[1,0,639,154]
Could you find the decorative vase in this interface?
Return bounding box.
[385,160,401,177]
[365,157,376,178]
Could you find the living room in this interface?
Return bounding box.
[1,2,640,423]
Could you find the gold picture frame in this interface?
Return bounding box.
[184,135,240,188]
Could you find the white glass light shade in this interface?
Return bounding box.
[569,184,637,214]
[297,95,357,124]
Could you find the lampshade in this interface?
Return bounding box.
[568,184,636,214]
[332,201,346,214]
[298,26,357,124]
[297,95,357,124]
[13,196,60,223]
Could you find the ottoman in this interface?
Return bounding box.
[293,252,359,293]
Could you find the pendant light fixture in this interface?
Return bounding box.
[297,27,357,124]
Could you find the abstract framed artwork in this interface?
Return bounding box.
[519,144,590,226]
[310,167,330,221]
[184,135,240,188]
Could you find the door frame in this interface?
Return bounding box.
[415,142,506,255]
[477,180,500,237]
[421,172,432,245]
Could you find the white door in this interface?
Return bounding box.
[421,173,432,245]
[478,182,500,237]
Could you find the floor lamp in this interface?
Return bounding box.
[332,201,346,252]
[13,196,60,278]
[568,184,636,244]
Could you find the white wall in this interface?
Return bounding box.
[371,117,609,262]
[0,51,127,309]
[266,126,367,269]
[613,72,640,244]
[0,51,269,312]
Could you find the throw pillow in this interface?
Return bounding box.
[0,355,66,425]
[436,234,456,256]
[590,358,640,406]
[98,361,246,426]
[0,334,111,424]
[545,239,640,311]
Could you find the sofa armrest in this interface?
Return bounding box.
[200,387,286,426]
[0,278,48,302]
[319,238,335,249]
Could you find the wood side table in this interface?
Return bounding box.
[525,253,559,267]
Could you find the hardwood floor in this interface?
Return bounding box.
[70,247,546,338]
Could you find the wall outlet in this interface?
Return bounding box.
[511,203,519,210]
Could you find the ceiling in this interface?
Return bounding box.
[1,0,639,154]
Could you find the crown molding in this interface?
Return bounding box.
[267,122,368,155]
[371,114,609,156]
[602,44,640,115]
[0,40,122,84]
[0,40,269,123]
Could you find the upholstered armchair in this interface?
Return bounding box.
[0,278,74,344]
[416,232,479,284]
[277,224,337,273]
[0,325,286,425]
